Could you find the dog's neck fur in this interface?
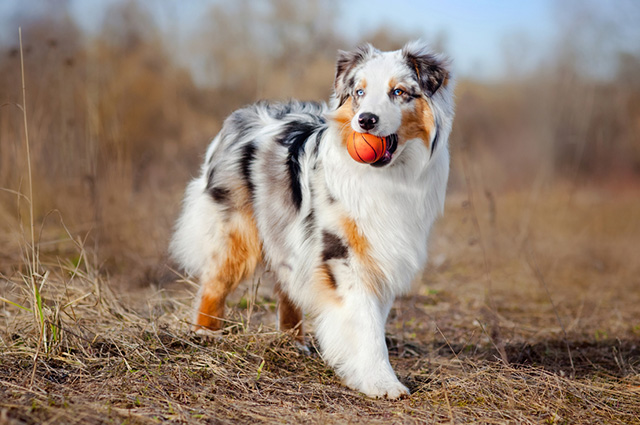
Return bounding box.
[312,122,450,295]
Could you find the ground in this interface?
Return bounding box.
[1,185,639,424]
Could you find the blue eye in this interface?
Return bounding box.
[356,89,365,96]
[393,88,405,96]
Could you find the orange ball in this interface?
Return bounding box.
[347,132,387,164]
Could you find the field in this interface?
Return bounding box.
[1,2,640,423]
[1,183,639,424]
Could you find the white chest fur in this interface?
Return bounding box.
[320,133,449,295]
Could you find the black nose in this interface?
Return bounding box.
[358,112,379,131]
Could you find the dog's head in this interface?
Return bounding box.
[331,41,452,167]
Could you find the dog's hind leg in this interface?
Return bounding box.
[193,211,261,332]
[274,281,304,342]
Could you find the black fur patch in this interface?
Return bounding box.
[335,44,376,106]
[347,75,356,92]
[322,230,348,262]
[277,120,325,210]
[240,142,257,199]
[403,48,448,97]
[303,207,315,239]
[303,173,317,238]
[209,186,231,204]
[227,110,257,143]
[206,166,216,190]
[312,127,326,165]
[431,124,439,156]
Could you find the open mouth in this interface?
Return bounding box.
[371,134,398,167]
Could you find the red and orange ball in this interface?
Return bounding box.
[347,132,387,164]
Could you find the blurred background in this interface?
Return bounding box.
[0,0,639,282]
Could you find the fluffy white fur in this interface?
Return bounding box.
[170,41,455,399]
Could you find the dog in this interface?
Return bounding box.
[170,41,454,399]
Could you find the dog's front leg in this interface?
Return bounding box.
[313,292,409,399]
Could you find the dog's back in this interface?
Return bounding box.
[170,100,327,278]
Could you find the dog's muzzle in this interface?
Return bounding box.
[371,134,398,167]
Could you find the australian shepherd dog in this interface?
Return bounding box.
[170,41,455,399]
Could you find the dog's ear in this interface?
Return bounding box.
[402,41,450,97]
[334,43,376,106]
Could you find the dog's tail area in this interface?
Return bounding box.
[169,174,223,278]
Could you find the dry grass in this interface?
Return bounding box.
[1,3,640,423]
[1,185,639,425]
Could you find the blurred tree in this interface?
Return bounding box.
[543,0,640,179]
[192,0,341,108]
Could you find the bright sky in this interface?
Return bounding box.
[340,0,556,78]
[0,0,633,80]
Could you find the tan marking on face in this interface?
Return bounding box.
[331,97,355,148]
[194,212,261,332]
[341,217,385,297]
[397,97,435,150]
[388,77,398,92]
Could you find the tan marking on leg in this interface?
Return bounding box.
[309,262,342,308]
[194,211,262,332]
[275,282,304,341]
[342,216,369,257]
[341,217,385,297]
[195,286,226,331]
[398,97,435,150]
[318,263,338,290]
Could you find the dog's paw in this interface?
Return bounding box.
[348,376,410,400]
[364,381,409,400]
[382,382,410,400]
[191,326,223,342]
[294,341,311,356]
